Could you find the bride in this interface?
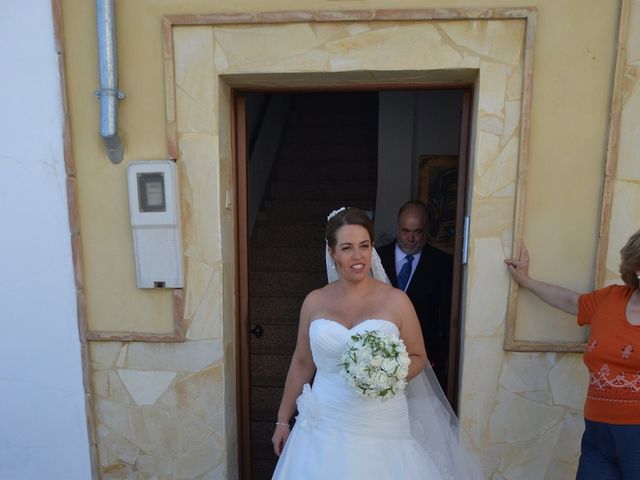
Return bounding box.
[271,207,481,479]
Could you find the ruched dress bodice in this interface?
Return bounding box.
[308,319,412,438]
[272,319,445,479]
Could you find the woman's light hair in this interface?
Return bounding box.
[619,229,640,289]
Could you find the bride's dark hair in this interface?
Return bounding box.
[325,208,374,250]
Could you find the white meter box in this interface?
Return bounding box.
[127,160,184,288]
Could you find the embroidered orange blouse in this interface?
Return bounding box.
[578,284,640,424]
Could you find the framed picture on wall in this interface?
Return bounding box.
[417,155,458,254]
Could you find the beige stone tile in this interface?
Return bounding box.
[459,53,481,68]
[115,345,127,368]
[459,337,504,448]
[324,23,462,71]
[489,388,564,443]
[476,132,501,176]
[466,237,510,337]
[213,24,321,69]
[126,339,223,372]
[605,181,640,274]
[627,1,640,66]
[549,354,588,410]
[439,19,525,65]
[506,66,523,101]
[107,430,140,466]
[174,366,225,431]
[97,424,117,467]
[346,23,371,37]
[174,433,224,479]
[478,113,504,136]
[176,411,216,444]
[141,407,183,455]
[471,197,514,239]
[545,460,579,480]
[202,464,226,480]
[520,391,554,405]
[500,421,563,478]
[479,62,507,117]
[550,411,583,464]
[618,83,640,180]
[228,48,330,74]
[475,136,518,197]
[97,399,151,452]
[117,370,177,406]
[311,22,347,43]
[91,342,123,370]
[213,41,229,72]
[94,370,131,404]
[502,100,521,146]
[174,27,215,134]
[179,133,222,266]
[136,454,173,477]
[187,262,223,340]
[184,257,215,320]
[499,352,556,393]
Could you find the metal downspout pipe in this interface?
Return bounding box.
[95,0,125,164]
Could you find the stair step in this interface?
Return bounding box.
[251,224,326,247]
[288,109,377,127]
[279,144,377,163]
[251,353,291,386]
[250,297,304,324]
[256,201,374,225]
[250,271,326,297]
[251,386,284,423]
[275,161,376,182]
[250,247,325,272]
[250,324,298,355]
[270,181,376,201]
[282,125,375,145]
[290,92,378,112]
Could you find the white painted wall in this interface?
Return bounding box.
[0,2,92,479]
[375,90,463,244]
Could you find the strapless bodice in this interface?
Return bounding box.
[299,318,411,438]
[309,318,400,373]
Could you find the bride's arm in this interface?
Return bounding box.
[272,292,318,456]
[396,292,428,380]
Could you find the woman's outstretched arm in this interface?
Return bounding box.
[505,244,580,315]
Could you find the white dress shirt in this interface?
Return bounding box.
[394,244,422,292]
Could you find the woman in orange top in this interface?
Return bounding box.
[505,230,640,479]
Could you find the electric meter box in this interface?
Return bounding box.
[127,160,184,288]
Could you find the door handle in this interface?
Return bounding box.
[251,324,264,338]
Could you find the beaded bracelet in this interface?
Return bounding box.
[275,422,290,428]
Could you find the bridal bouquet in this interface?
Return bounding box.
[339,330,410,399]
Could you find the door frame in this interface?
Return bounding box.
[233,84,474,478]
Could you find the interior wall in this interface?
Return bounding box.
[0,2,91,478]
[375,90,464,244]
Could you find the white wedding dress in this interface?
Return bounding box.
[272,318,457,479]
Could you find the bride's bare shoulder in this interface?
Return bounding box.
[302,284,335,310]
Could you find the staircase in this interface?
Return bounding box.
[248,92,379,479]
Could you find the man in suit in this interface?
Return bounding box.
[378,200,453,388]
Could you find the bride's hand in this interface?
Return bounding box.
[272,424,290,456]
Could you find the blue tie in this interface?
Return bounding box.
[397,254,414,291]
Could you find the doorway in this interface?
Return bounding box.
[235,88,471,479]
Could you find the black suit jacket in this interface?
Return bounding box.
[378,242,453,376]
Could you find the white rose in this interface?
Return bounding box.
[398,354,411,368]
[375,372,391,389]
[381,358,397,373]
